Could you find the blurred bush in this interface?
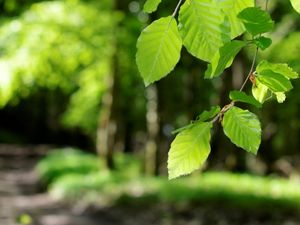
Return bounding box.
[0,0,116,134]
[36,148,103,183]
[37,148,300,210]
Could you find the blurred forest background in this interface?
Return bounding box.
[1,0,300,225]
[1,0,300,175]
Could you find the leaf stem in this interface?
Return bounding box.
[239,46,259,92]
[239,0,269,92]
[172,0,184,17]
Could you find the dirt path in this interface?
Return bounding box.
[1,145,300,225]
[0,145,104,225]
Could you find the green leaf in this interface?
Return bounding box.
[238,7,274,36]
[229,91,262,108]
[172,123,194,135]
[143,0,162,13]
[172,106,220,134]
[136,16,182,86]
[252,80,270,104]
[275,92,286,103]
[291,0,300,13]
[257,70,293,92]
[256,60,299,79]
[254,61,298,102]
[198,106,221,122]
[254,36,272,50]
[205,40,246,78]
[222,106,261,154]
[178,0,231,62]
[218,0,255,38]
[168,122,212,179]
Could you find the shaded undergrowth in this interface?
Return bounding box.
[36,148,300,212]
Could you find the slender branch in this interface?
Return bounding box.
[210,45,258,124]
[239,0,269,92]
[172,0,184,17]
[239,47,259,92]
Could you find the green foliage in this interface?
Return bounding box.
[36,148,102,183]
[222,106,261,154]
[0,0,116,134]
[252,80,271,104]
[136,0,253,84]
[290,0,300,13]
[168,122,212,179]
[172,106,220,135]
[275,92,286,103]
[198,106,221,122]
[237,7,274,36]
[17,214,32,225]
[217,0,254,38]
[205,40,246,78]
[268,32,300,72]
[254,36,272,50]
[37,148,142,187]
[49,172,122,201]
[136,16,182,86]
[178,0,230,62]
[257,60,299,79]
[252,60,299,104]
[178,0,253,62]
[113,153,143,178]
[39,149,300,209]
[143,0,162,13]
[229,91,262,108]
[137,0,300,179]
[256,70,293,92]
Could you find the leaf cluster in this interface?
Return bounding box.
[137,0,300,179]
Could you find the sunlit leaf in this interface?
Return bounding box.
[275,92,286,103]
[257,70,293,92]
[136,16,182,86]
[291,0,300,13]
[178,0,231,62]
[222,106,261,154]
[143,0,162,13]
[229,91,262,108]
[256,60,299,80]
[218,0,255,38]
[205,40,246,78]
[168,122,212,179]
[252,80,270,104]
[238,7,274,36]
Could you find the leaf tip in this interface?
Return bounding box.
[168,174,177,180]
[144,80,152,87]
[168,170,190,180]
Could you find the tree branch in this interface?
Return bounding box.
[172,0,184,17]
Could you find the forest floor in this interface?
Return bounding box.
[1,145,300,225]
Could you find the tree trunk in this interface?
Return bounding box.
[144,85,159,175]
[96,70,116,169]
